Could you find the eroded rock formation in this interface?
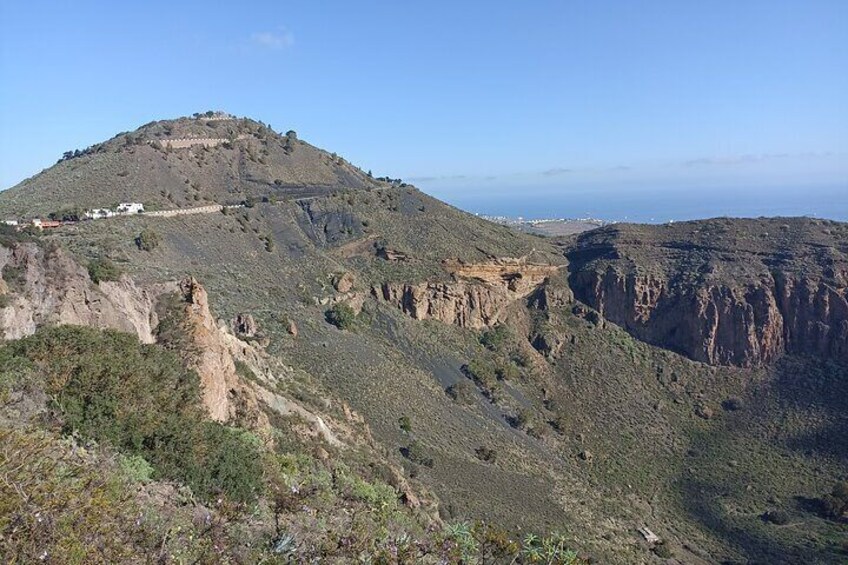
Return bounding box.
[0,242,169,342]
[569,268,790,366]
[374,258,563,329]
[232,312,258,337]
[567,220,848,366]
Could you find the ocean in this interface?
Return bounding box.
[428,184,848,224]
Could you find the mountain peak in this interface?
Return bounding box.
[0,115,385,218]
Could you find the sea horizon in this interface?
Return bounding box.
[430,183,848,224]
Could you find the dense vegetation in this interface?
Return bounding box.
[0,326,264,503]
[87,258,122,283]
[326,302,357,330]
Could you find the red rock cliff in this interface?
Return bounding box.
[567,219,848,367]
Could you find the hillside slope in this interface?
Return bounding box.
[2,116,847,563]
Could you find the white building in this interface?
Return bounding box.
[2,220,18,226]
[85,208,115,220]
[117,202,144,215]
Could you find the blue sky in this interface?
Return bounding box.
[1,1,846,219]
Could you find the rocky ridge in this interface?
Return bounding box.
[567,219,848,366]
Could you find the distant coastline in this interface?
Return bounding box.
[437,183,848,225]
[480,215,609,236]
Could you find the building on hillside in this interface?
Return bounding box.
[85,208,115,220]
[31,219,62,229]
[2,220,18,226]
[117,202,144,215]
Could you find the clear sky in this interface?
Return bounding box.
[1,1,846,220]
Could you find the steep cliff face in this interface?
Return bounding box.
[774,272,848,360]
[373,258,564,329]
[165,277,341,442]
[567,219,848,366]
[0,242,168,342]
[569,267,790,365]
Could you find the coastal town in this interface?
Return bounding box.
[480,214,609,236]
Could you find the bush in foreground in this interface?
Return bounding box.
[0,326,263,503]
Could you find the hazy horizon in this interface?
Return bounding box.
[433,183,848,224]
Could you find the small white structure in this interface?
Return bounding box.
[638,527,661,545]
[117,202,144,215]
[85,208,115,220]
[2,220,18,226]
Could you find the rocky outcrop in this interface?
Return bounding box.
[567,220,848,366]
[569,268,789,366]
[0,242,169,342]
[374,280,513,329]
[373,258,562,329]
[333,272,356,293]
[174,277,258,422]
[232,312,258,337]
[773,273,848,360]
[0,243,344,441]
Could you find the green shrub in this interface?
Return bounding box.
[446,380,476,404]
[474,446,497,463]
[398,415,412,433]
[480,324,510,351]
[763,509,789,525]
[88,258,122,283]
[550,414,569,435]
[653,543,673,558]
[511,348,534,368]
[513,409,547,438]
[494,357,520,381]
[0,326,263,503]
[722,396,744,411]
[135,228,160,251]
[333,465,399,515]
[463,357,504,400]
[48,207,84,222]
[326,302,357,330]
[822,481,848,520]
[155,423,263,504]
[118,454,154,482]
[401,441,434,468]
